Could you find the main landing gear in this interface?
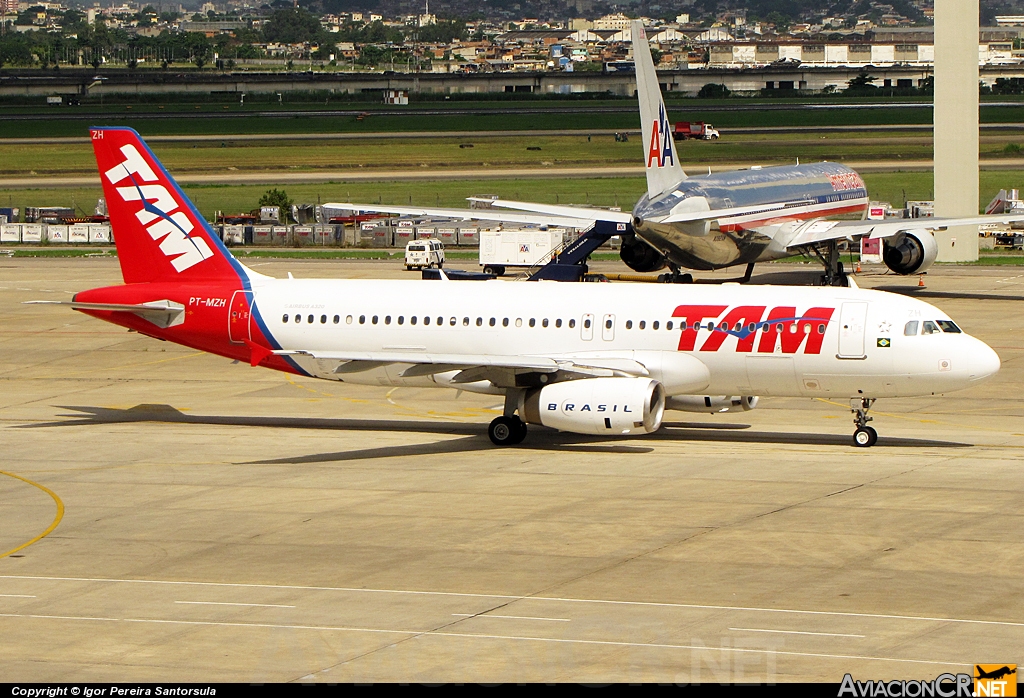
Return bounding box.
[851,397,877,447]
[813,239,849,287]
[488,415,527,446]
[488,389,528,446]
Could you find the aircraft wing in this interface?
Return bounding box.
[276,349,650,385]
[466,198,633,223]
[322,202,597,229]
[783,213,1024,249]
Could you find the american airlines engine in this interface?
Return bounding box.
[327,20,1023,286]
[32,127,1001,450]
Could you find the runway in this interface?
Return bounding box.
[2,258,1023,682]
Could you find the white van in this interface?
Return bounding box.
[404,238,445,270]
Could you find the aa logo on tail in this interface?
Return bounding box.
[646,104,675,169]
[103,142,214,273]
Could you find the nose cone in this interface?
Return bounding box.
[968,341,1001,382]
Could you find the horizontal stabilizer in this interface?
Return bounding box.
[25,299,186,328]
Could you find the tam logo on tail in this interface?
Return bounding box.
[100,139,214,273]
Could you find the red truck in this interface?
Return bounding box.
[674,122,721,140]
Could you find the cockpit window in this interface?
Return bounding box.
[922,320,941,335]
[904,321,919,336]
[936,320,962,333]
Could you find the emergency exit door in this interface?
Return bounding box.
[228,290,252,344]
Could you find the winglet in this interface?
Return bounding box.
[632,20,686,198]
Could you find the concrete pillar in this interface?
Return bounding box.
[933,0,979,262]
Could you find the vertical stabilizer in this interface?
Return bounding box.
[632,20,686,198]
[91,127,246,285]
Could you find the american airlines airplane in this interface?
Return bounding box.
[328,20,1021,286]
[33,127,1000,448]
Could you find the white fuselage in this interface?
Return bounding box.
[249,276,999,400]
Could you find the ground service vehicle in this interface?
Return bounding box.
[674,122,720,140]
[405,239,445,270]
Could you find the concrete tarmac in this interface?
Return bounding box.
[1,257,1023,683]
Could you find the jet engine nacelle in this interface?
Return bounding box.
[666,395,759,414]
[883,230,937,275]
[521,377,665,435]
[619,234,667,273]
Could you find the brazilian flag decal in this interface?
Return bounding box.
[877,338,891,348]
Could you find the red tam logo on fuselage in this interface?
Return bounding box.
[672,305,835,354]
[103,143,214,273]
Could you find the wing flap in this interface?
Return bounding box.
[323,202,596,229]
[466,198,633,223]
[785,213,1024,249]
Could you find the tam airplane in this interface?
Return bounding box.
[329,20,1024,285]
[34,127,1000,447]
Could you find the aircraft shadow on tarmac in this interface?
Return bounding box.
[20,404,971,464]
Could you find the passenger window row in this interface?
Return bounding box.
[278,313,828,336]
[282,314,579,329]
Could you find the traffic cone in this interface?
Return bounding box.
[855,261,862,273]
[918,275,925,287]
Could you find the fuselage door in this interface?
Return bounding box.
[837,302,868,359]
[228,290,252,345]
[581,313,595,341]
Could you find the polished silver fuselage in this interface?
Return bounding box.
[633,162,869,270]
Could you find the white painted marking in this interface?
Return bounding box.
[452,613,570,622]
[0,594,36,598]
[2,575,1021,629]
[729,627,865,638]
[0,612,968,668]
[175,597,294,601]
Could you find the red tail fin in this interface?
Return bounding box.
[91,127,242,285]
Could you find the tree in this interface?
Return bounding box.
[697,83,730,99]
[258,189,293,222]
[845,69,877,94]
[262,8,325,44]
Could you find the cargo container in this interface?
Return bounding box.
[393,228,415,246]
[221,225,244,245]
[313,225,336,245]
[436,227,458,246]
[0,207,18,223]
[414,226,436,240]
[69,225,90,243]
[293,225,314,245]
[253,225,273,245]
[479,229,564,275]
[364,222,393,247]
[88,224,111,243]
[457,227,480,246]
[271,226,291,245]
[1,224,22,243]
[21,223,43,243]
[47,225,69,243]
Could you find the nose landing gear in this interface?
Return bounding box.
[851,397,877,447]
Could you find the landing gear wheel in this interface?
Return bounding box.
[853,426,877,448]
[489,416,525,446]
[511,420,527,444]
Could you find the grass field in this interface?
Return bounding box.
[6,171,1024,221]
[3,99,1024,139]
